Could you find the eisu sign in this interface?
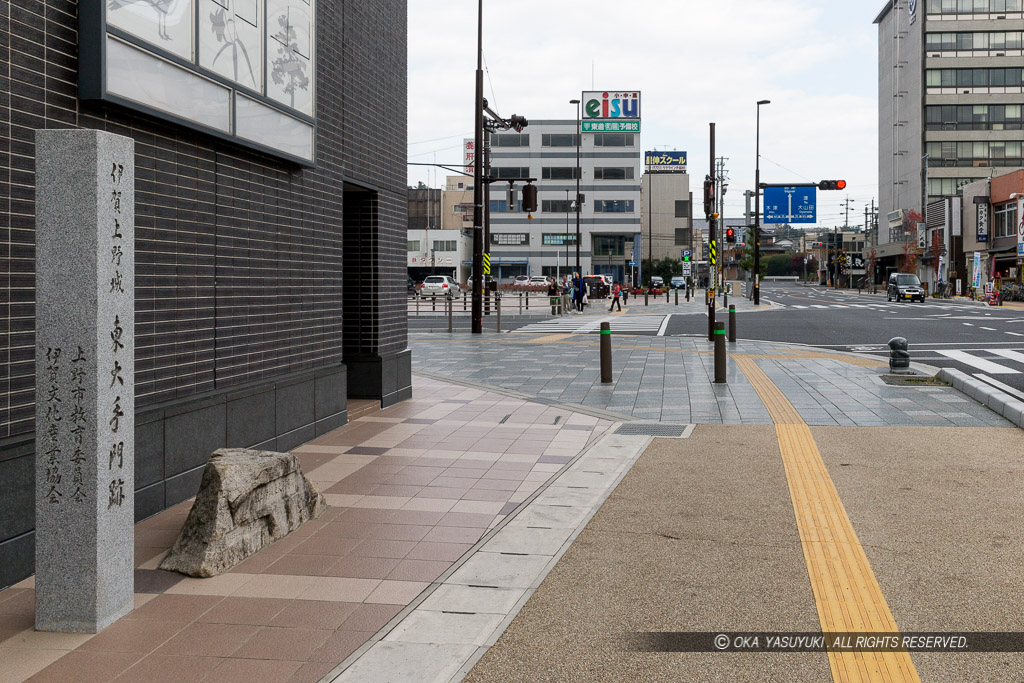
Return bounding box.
[582,91,640,119]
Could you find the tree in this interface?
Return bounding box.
[737,244,766,279]
[640,258,682,284]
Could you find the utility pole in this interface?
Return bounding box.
[471,0,484,334]
[707,123,717,341]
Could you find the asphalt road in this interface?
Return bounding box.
[665,282,1024,398]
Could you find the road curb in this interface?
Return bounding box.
[937,367,1024,429]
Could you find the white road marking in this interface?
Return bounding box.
[989,349,1024,365]
[981,327,997,331]
[657,315,671,337]
[937,350,1020,374]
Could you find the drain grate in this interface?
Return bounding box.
[614,423,691,437]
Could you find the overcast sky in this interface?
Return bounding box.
[407,0,883,231]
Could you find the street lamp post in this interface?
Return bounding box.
[570,98,582,297]
[753,99,770,306]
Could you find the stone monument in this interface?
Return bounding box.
[34,130,135,633]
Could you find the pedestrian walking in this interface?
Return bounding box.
[574,274,584,312]
[608,282,622,312]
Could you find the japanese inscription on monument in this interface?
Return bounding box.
[35,130,135,633]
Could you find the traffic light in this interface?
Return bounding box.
[725,227,736,243]
[703,177,715,216]
[521,183,538,212]
[818,180,847,191]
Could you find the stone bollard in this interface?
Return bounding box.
[888,337,911,371]
[714,321,727,383]
[600,322,612,383]
[728,304,737,343]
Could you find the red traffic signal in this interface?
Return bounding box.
[725,227,736,243]
[818,180,847,191]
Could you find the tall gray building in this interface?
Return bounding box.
[875,0,1024,273]
[486,120,641,284]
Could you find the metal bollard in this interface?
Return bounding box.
[496,293,502,333]
[600,322,612,383]
[644,290,649,306]
[888,337,910,371]
[416,295,420,316]
[685,286,690,302]
[447,296,453,333]
[714,321,727,383]
[675,289,678,305]
[463,291,467,311]
[728,304,736,343]
[666,288,670,303]
[432,296,436,312]
[551,296,557,316]
[519,292,523,315]
[526,292,529,310]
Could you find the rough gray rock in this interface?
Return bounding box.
[160,448,326,577]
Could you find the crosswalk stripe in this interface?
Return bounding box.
[937,350,1021,374]
[513,314,668,335]
[989,349,1024,365]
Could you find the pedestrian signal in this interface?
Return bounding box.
[725,228,736,243]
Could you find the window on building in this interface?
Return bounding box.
[542,167,581,180]
[927,177,971,197]
[542,133,579,147]
[994,202,1017,238]
[928,68,1024,89]
[675,200,690,218]
[593,199,635,213]
[407,240,420,251]
[432,240,457,252]
[592,235,626,256]
[593,133,634,147]
[594,167,634,180]
[492,134,530,147]
[490,233,529,246]
[928,0,1024,12]
[489,200,523,212]
[542,233,578,246]
[542,199,575,213]
[492,166,530,179]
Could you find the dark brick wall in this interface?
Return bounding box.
[0,0,409,587]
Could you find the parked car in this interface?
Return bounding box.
[887,272,925,302]
[512,275,531,287]
[407,276,418,296]
[649,276,664,289]
[529,276,550,287]
[421,275,461,298]
[670,276,687,290]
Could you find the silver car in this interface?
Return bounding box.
[421,275,461,298]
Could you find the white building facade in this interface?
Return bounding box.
[485,120,642,284]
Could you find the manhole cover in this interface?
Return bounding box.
[614,423,691,437]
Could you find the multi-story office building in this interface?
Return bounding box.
[485,120,641,283]
[875,0,1024,276]
[639,169,693,270]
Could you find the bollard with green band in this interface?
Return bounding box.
[714,321,727,384]
[728,304,736,343]
[600,322,612,383]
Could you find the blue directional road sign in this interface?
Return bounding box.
[763,186,816,224]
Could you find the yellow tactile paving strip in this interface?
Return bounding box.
[734,355,920,683]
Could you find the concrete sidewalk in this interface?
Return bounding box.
[2,322,1023,682]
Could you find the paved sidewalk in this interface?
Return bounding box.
[2,317,1022,682]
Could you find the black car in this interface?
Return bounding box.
[887,273,925,302]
